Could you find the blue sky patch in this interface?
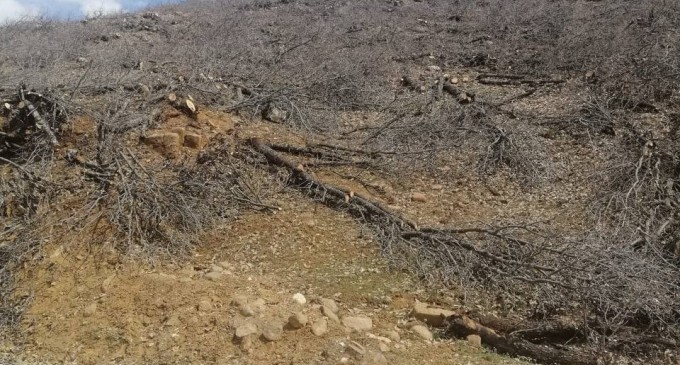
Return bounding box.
[0,0,179,23]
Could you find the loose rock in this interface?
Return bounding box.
[342,316,373,332]
[252,298,266,312]
[346,341,366,358]
[239,304,255,317]
[264,104,288,123]
[466,334,482,347]
[230,296,248,308]
[142,132,181,158]
[311,319,328,337]
[411,325,433,341]
[320,298,339,313]
[234,322,258,339]
[288,312,308,329]
[262,321,284,342]
[292,293,307,305]
[101,275,115,293]
[322,304,341,323]
[184,99,197,114]
[386,330,401,342]
[411,301,456,327]
[410,192,427,203]
[363,350,388,364]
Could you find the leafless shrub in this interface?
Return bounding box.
[478,123,553,185]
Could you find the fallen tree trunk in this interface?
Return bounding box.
[443,83,474,103]
[447,315,598,365]
[21,99,59,146]
[477,73,565,87]
[245,138,668,365]
[249,137,417,230]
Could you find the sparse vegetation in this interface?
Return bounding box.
[1,0,678,364]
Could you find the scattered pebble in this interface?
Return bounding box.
[288,312,308,329]
[239,304,255,317]
[234,322,258,339]
[466,334,482,347]
[83,303,97,317]
[411,325,433,341]
[410,192,427,203]
[311,318,328,337]
[346,341,366,358]
[262,321,284,341]
[322,304,341,323]
[320,298,339,313]
[292,293,307,305]
[342,316,373,332]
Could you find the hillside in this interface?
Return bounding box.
[1,1,679,364]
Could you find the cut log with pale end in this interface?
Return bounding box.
[443,84,475,103]
[185,99,197,114]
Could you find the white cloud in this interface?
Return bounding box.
[58,0,123,17]
[0,0,40,23]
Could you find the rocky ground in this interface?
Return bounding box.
[1,187,530,365]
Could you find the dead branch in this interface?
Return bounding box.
[249,137,417,230]
[20,88,59,146]
[446,315,598,365]
[477,74,565,87]
[442,83,475,103]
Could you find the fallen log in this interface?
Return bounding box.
[249,137,417,230]
[446,315,598,365]
[477,73,564,87]
[443,83,474,103]
[21,98,59,146]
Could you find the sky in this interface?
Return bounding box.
[0,0,179,23]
